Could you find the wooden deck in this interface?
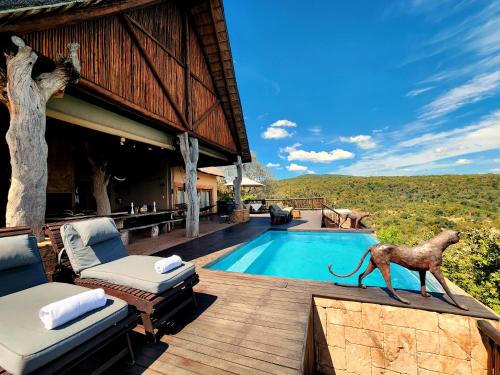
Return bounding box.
[110,213,498,374]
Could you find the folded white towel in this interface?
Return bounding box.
[155,255,183,274]
[39,288,107,330]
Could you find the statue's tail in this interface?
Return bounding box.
[328,248,371,278]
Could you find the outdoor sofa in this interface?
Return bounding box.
[0,227,136,375]
[45,217,199,341]
[269,203,294,224]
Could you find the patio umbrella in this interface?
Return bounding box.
[225,176,264,187]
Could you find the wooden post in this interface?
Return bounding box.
[0,37,80,239]
[178,132,199,237]
[234,156,243,210]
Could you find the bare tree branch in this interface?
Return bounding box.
[35,43,81,102]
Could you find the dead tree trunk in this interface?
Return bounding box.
[0,37,80,239]
[233,156,243,210]
[86,146,111,216]
[178,132,199,238]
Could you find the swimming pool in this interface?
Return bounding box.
[207,230,441,292]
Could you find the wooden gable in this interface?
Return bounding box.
[21,1,238,154]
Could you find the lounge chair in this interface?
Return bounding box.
[45,217,199,341]
[269,204,294,224]
[0,227,136,375]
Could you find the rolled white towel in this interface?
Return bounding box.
[39,288,107,330]
[155,255,183,274]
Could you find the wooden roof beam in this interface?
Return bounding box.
[126,14,218,97]
[193,99,220,130]
[120,14,190,130]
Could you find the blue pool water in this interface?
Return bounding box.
[207,231,441,292]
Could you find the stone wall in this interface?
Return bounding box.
[313,297,499,375]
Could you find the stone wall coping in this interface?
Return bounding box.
[312,284,498,321]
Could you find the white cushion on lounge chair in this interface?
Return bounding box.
[60,218,127,273]
[0,234,48,297]
[0,282,127,375]
[80,255,196,294]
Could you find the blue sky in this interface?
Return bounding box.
[224,0,500,178]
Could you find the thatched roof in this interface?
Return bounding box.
[0,0,251,162]
[0,0,115,18]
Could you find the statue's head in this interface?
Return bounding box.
[439,228,460,246]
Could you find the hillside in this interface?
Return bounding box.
[273,174,500,311]
[275,174,499,240]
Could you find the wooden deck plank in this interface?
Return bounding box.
[163,336,299,374]
[203,303,309,324]
[194,291,309,312]
[111,362,168,375]
[201,307,306,332]
[165,346,272,375]
[180,315,303,342]
[177,325,302,359]
[137,345,233,375]
[170,331,303,369]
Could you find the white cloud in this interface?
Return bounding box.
[287,163,308,171]
[270,119,297,127]
[408,2,500,83]
[455,158,472,165]
[406,87,434,97]
[372,126,389,134]
[397,124,484,148]
[280,143,302,153]
[281,143,354,163]
[286,163,315,174]
[339,135,377,149]
[492,168,500,173]
[335,110,500,176]
[494,158,500,163]
[288,149,354,163]
[420,71,500,120]
[261,127,292,139]
[261,119,297,139]
[308,126,321,134]
[266,162,280,168]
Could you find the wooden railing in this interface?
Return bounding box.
[321,203,342,227]
[321,203,372,231]
[477,320,500,375]
[245,197,325,210]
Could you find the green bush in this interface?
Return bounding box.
[376,225,404,244]
[442,228,500,313]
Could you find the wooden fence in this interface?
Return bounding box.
[477,320,500,375]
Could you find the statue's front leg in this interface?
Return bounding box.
[419,270,431,297]
[430,268,468,310]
